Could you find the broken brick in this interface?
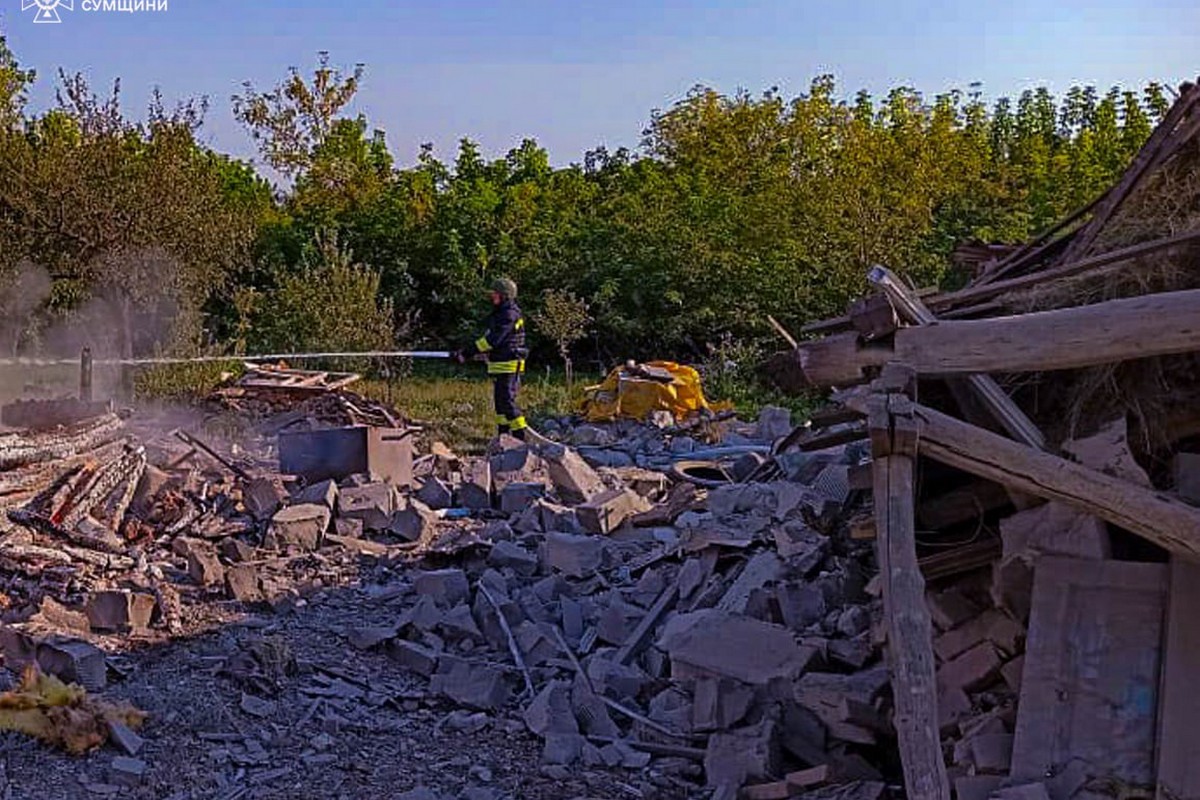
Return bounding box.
[339,483,397,530]
[219,538,255,563]
[187,547,226,587]
[487,540,539,576]
[934,609,1025,662]
[970,732,1014,773]
[415,476,454,510]
[225,564,263,603]
[388,499,437,543]
[386,639,440,677]
[543,443,606,504]
[523,680,577,735]
[36,638,107,690]
[659,610,817,685]
[499,482,546,515]
[458,461,493,510]
[938,641,1002,693]
[244,476,287,520]
[429,656,512,710]
[414,569,470,607]
[542,532,606,578]
[85,590,156,634]
[926,589,981,631]
[703,719,780,792]
[295,478,339,510]
[267,503,330,550]
[576,488,650,534]
[1002,654,1025,694]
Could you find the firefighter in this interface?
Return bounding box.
[451,277,529,439]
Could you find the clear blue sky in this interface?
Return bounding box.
[1,0,1197,170]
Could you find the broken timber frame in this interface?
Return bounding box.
[849,393,1200,557]
[868,368,950,800]
[867,266,1045,450]
[799,288,1200,385]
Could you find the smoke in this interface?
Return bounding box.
[0,260,53,357]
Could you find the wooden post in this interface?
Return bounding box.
[869,367,950,800]
[79,348,93,403]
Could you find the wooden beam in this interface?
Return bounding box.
[798,288,1200,383]
[908,403,1200,557]
[927,228,1200,313]
[1156,557,1200,800]
[868,266,1045,450]
[870,389,951,800]
[1059,83,1200,264]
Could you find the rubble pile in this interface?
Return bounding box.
[772,78,1200,800]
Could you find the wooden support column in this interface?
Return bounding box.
[869,366,950,800]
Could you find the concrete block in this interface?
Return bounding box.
[777,583,827,631]
[659,609,817,686]
[389,499,438,543]
[219,538,255,563]
[458,461,493,510]
[414,569,470,607]
[36,639,106,690]
[541,733,585,766]
[539,501,581,533]
[692,677,754,732]
[542,532,606,578]
[523,680,577,735]
[500,482,546,515]
[338,483,397,530]
[938,641,1002,693]
[927,588,981,631]
[703,719,780,791]
[415,476,453,510]
[244,476,288,520]
[543,444,606,504]
[439,604,484,641]
[935,610,1025,662]
[386,640,440,677]
[107,721,145,756]
[85,590,156,633]
[225,564,263,603]
[430,656,512,710]
[295,478,339,510]
[187,547,226,587]
[333,517,364,538]
[576,488,651,534]
[268,503,330,550]
[487,540,538,576]
[109,756,146,787]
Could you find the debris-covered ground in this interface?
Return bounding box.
[0,367,898,800]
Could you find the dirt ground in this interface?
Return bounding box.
[0,559,701,800]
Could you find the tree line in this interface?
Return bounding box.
[0,40,1172,368]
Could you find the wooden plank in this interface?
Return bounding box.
[873,451,950,800]
[1059,84,1200,263]
[1011,557,1167,789]
[1155,557,1200,800]
[902,402,1200,557]
[799,289,1200,384]
[927,228,1200,313]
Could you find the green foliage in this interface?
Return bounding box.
[534,288,591,384]
[244,231,394,358]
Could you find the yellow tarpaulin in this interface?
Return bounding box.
[579,361,733,423]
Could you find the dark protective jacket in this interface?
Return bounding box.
[463,299,528,374]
